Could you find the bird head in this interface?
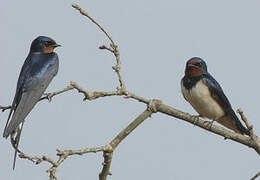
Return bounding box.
[185,57,208,77]
[30,36,61,54]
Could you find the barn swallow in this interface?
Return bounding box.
[3,36,60,169]
[181,57,249,135]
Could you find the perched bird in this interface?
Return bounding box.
[3,36,60,169]
[181,57,249,135]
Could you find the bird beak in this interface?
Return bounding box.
[52,44,61,48]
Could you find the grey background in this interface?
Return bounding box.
[1,0,260,179]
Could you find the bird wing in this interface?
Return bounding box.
[202,73,249,135]
[4,81,48,137]
[3,53,59,138]
[3,53,58,169]
[202,73,232,110]
[3,55,32,138]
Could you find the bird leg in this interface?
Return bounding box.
[10,122,24,154]
[11,123,25,170]
[10,134,22,153]
[192,115,202,125]
[203,119,215,130]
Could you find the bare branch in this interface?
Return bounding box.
[40,85,74,101]
[237,109,260,154]
[99,151,113,180]
[0,85,75,112]
[70,81,121,100]
[155,103,260,154]
[110,108,153,149]
[71,4,115,45]
[111,45,125,90]
[72,4,126,90]
[1,81,126,114]
[19,153,45,164]
[56,146,110,156]
[0,85,74,112]
[237,108,254,134]
[17,109,153,180]
[19,153,58,180]
[19,146,112,180]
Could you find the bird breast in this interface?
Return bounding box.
[181,79,225,120]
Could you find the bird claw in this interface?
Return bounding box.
[44,93,52,102]
[203,120,214,129]
[11,135,23,154]
[191,115,201,125]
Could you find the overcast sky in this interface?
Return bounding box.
[1,1,260,180]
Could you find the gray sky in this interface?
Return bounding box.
[1,0,260,179]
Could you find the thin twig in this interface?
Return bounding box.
[71,4,115,45]
[72,4,126,90]
[40,85,74,101]
[237,108,260,154]
[19,153,56,166]
[237,108,253,135]
[56,146,110,156]
[70,81,121,100]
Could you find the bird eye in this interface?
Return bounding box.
[195,62,201,67]
[45,41,52,46]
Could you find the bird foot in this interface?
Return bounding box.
[203,120,214,130]
[191,115,202,125]
[44,93,52,102]
[11,135,23,154]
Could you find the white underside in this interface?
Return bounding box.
[181,79,225,120]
